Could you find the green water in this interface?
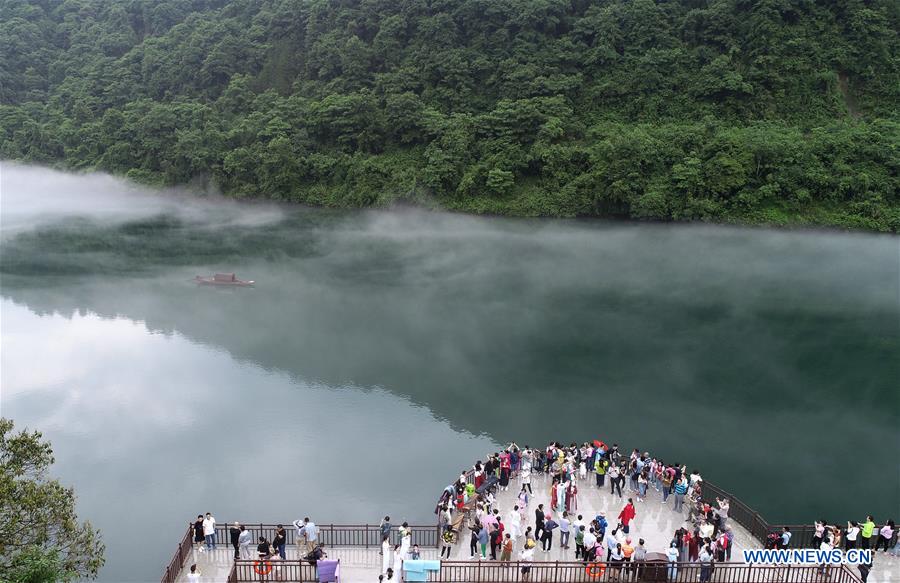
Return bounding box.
[1,166,898,581]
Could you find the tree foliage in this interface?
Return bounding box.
[1,0,898,230]
[0,418,105,581]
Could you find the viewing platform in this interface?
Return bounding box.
[163,470,898,582]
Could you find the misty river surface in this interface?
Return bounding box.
[1,165,898,581]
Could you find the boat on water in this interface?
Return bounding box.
[194,273,254,286]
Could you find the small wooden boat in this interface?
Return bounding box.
[195,273,254,286]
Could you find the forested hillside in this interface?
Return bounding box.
[2,0,898,230]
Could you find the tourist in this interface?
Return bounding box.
[715,530,728,561]
[469,522,480,558]
[812,520,826,549]
[633,538,647,579]
[478,522,489,559]
[202,512,216,550]
[382,535,392,573]
[595,511,608,539]
[257,536,270,560]
[229,522,241,559]
[294,517,318,555]
[474,461,485,490]
[846,521,860,550]
[661,465,674,503]
[673,476,688,513]
[499,453,511,491]
[380,516,392,547]
[520,540,535,581]
[500,533,513,561]
[489,524,501,559]
[715,498,730,533]
[556,512,569,550]
[594,456,609,488]
[860,516,876,549]
[273,525,287,560]
[410,544,421,560]
[818,534,834,576]
[699,544,713,583]
[574,525,585,560]
[779,526,792,549]
[831,524,842,550]
[699,519,714,541]
[857,562,873,583]
[392,544,403,575]
[874,520,895,552]
[583,527,597,563]
[399,522,411,558]
[609,543,624,582]
[723,526,733,560]
[608,463,621,497]
[541,514,558,551]
[440,528,454,559]
[534,504,545,541]
[238,525,252,559]
[604,525,619,561]
[637,470,648,501]
[524,526,535,548]
[186,564,201,583]
[519,484,531,508]
[666,541,679,581]
[192,515,205,553]
[618,499,636,534]
[622,538,634,576]
[507,505,522,539]
[686,528,699,561]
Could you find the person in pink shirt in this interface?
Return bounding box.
[874,520,895,552]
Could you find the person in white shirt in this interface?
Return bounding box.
[392,543,403,576]
[238,525,252,559]
[689,471,703,487]
[666,542,680,581]
[520,464,532,494]
[186,564,201,582]
[202,513,216,550]
[583,528,597,558]
[508,506,522,538]
[520,541,535,581]
[846,521,860,550]
[699,546,713,583]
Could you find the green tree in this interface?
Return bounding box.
[0,418,105,581]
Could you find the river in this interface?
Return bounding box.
[1,165,898,581]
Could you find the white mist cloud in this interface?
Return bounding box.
[0,162,284,238]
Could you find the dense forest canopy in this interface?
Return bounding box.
[1,0,898,230]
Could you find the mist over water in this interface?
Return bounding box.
[2,164,898,581]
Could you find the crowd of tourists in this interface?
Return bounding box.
[433,440,896,581]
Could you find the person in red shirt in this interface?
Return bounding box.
[619,499,636,534]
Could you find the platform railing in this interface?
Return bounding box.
[160,525,194,583]
[430,560,863,583]
[698,480,897,551]
[162,470,890,582]
[224,559,864,583]
[208,522,441,549]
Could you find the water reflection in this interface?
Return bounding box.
[1,299,497,581]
